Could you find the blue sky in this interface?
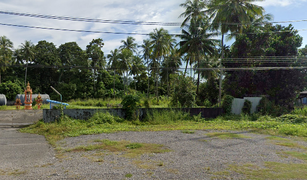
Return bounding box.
[0,0,307,55]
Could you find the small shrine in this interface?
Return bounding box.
[24,82,33,110]
[15,98,22,109]
[35,93,43,109]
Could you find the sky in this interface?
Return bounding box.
[1,0,307,56]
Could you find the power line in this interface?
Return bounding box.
[1,10,307,26]
[0,10,181,26]
[0,22,180,36]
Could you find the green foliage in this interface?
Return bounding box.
[88,112,123,125]
[257,97,288,116]
[0,80,23,100]
[226,24,305,108]
[221,95,234,114]
[171,76,196,107]
[143,99,150,108]
[121,95,141,120]
[242,100,252,114]
[143,109,196,124]
[126,143,143,149]
[276,114,307,124]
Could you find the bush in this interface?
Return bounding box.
[222,95,234,114]
[0,80,23,100]
[121,95,141,120]
[88,111,123,124]
[242,100,252,114]
[171,76,196,108]
[276,114,307,124]
[257,97,288,116]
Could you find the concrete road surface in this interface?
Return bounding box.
[0,127,55,176]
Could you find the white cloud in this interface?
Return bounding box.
[0,0,186,54]
[254,0,307,7]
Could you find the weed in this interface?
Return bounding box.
[126,143,143,149]
[206,132,250,139]
[283,151,307,161]
[125,173,133,178]
[227,162,307,179]
[65,139,170,158]
[181,130,195,134]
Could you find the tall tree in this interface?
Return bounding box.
[0,36,13,84]
[178,18,217,95]
[107,48,120,73]
[33,40,60,93]
[225,24,304,107]
[58,42,87,83]
[86,38,106,96]
[179,0,207,27]
[120,36,138,53]
[149,28,175,99]
[206,0,265,105]
[20,40,35,86]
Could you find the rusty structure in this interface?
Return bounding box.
[24,82,33,110]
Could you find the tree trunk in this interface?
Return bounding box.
[196,55,200,96]
[218,34,224,107]
[25,61,28,87]
[183,58,189,77]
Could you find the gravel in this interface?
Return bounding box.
[2,130,307,179]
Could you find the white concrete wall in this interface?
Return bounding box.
[231,97,262,115]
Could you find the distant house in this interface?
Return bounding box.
[298,91,307,105]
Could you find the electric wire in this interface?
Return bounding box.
[1,10,307,26]
[0,22,180,36]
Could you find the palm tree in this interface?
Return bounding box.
[149,28,175,100]
[120,36,138,53]
[161,48,182,97]
[140,39,153,98]
[20,40,35,86]
[206,0,265,105]
[179,0,207,27]
[178,18,218,95]
[118,48,133,93]
[0,36,13,84]
[107,48,120,72]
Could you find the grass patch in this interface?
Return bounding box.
[227,162,307,179]
[125,173,133,178]
[65,139,170,158]
[0,169,27,176]
[181,130,195,134]
[206,132,250,139]
[20,110,307,149]
[266,136,307,150]
[283,151,307,161]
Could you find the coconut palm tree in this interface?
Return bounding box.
[107,48,120,72]
[0,36,13,84]
[179,0,207,27]
[178,18,218,95]
[206,0,265,105]
[149,28,175,100]
[120,36,138,53]
[20,40,35,86]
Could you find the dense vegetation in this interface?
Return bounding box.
[0,0,306,110]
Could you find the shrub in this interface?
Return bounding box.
[88,111,123,124]
[222,95,234,114]
[121,95,141,120]
[257,97,288,116]
[276,114,307,124]
[242,100,252,114]
[0,80,23,100]
[171,76,196,108]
